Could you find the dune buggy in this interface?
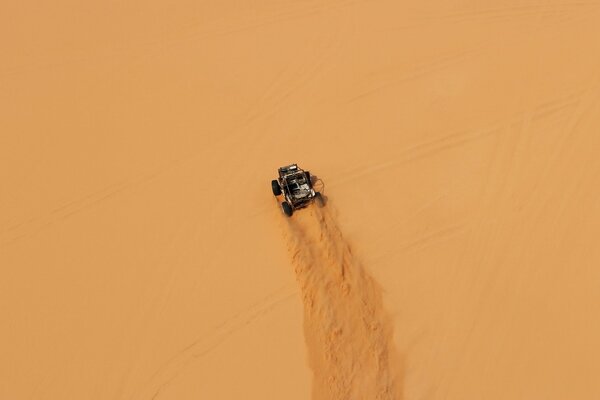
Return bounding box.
[271,164,320,216]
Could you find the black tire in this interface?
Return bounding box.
[305,171,312,188]
[282,201,293,217]
[271,180,281,196]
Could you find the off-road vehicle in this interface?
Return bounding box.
[271,164,320,216]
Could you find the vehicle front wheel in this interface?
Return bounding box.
[282,201,293,217]
[271,180,281,196]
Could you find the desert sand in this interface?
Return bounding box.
[2,0,600,399]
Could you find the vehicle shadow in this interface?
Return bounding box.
[309,174,328,207]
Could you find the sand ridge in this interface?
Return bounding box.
[282,202,402,400]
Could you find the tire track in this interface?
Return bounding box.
[0,0,361,79]
[431,1,600,24]
[346,1,599,106]
[133,284,297,400]
[378,223,469,262]
[281,203,402,400]
[0,179,132,248]
[334,124,503,187]
[346,47,477,105]
[0,165,175,249]
[331,86,591,189]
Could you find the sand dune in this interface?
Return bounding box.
[2,0,600,399]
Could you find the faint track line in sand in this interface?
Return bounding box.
[282,204,403,400]
[335,125,503,186]
[375,1,600,32]
[346,48,478,105]
[515,75,600,235]
[0,35,333,249]
[377,223,469,263]
[429,75,600,398]
[330,86,592,189]
[0,0,366,78]
[161,0,377,46]
[0,168,170,249]
[3,39,318,245]
[346,3,600,107]
[132,284,297,400]
[530,89,586,121]
[0,180,132,248]
[508,76,600,218]
[430,1,600,23]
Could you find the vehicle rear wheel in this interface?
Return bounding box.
[282,201,293,217]
[271,180,281,196]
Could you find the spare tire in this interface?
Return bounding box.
[271,180,281,196]
[282,201,293,217]
[305,171,312,188]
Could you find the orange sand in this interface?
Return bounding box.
[2,1,600,399]
[283,204,401,399]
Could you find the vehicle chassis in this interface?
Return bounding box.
[271,164,318,216]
